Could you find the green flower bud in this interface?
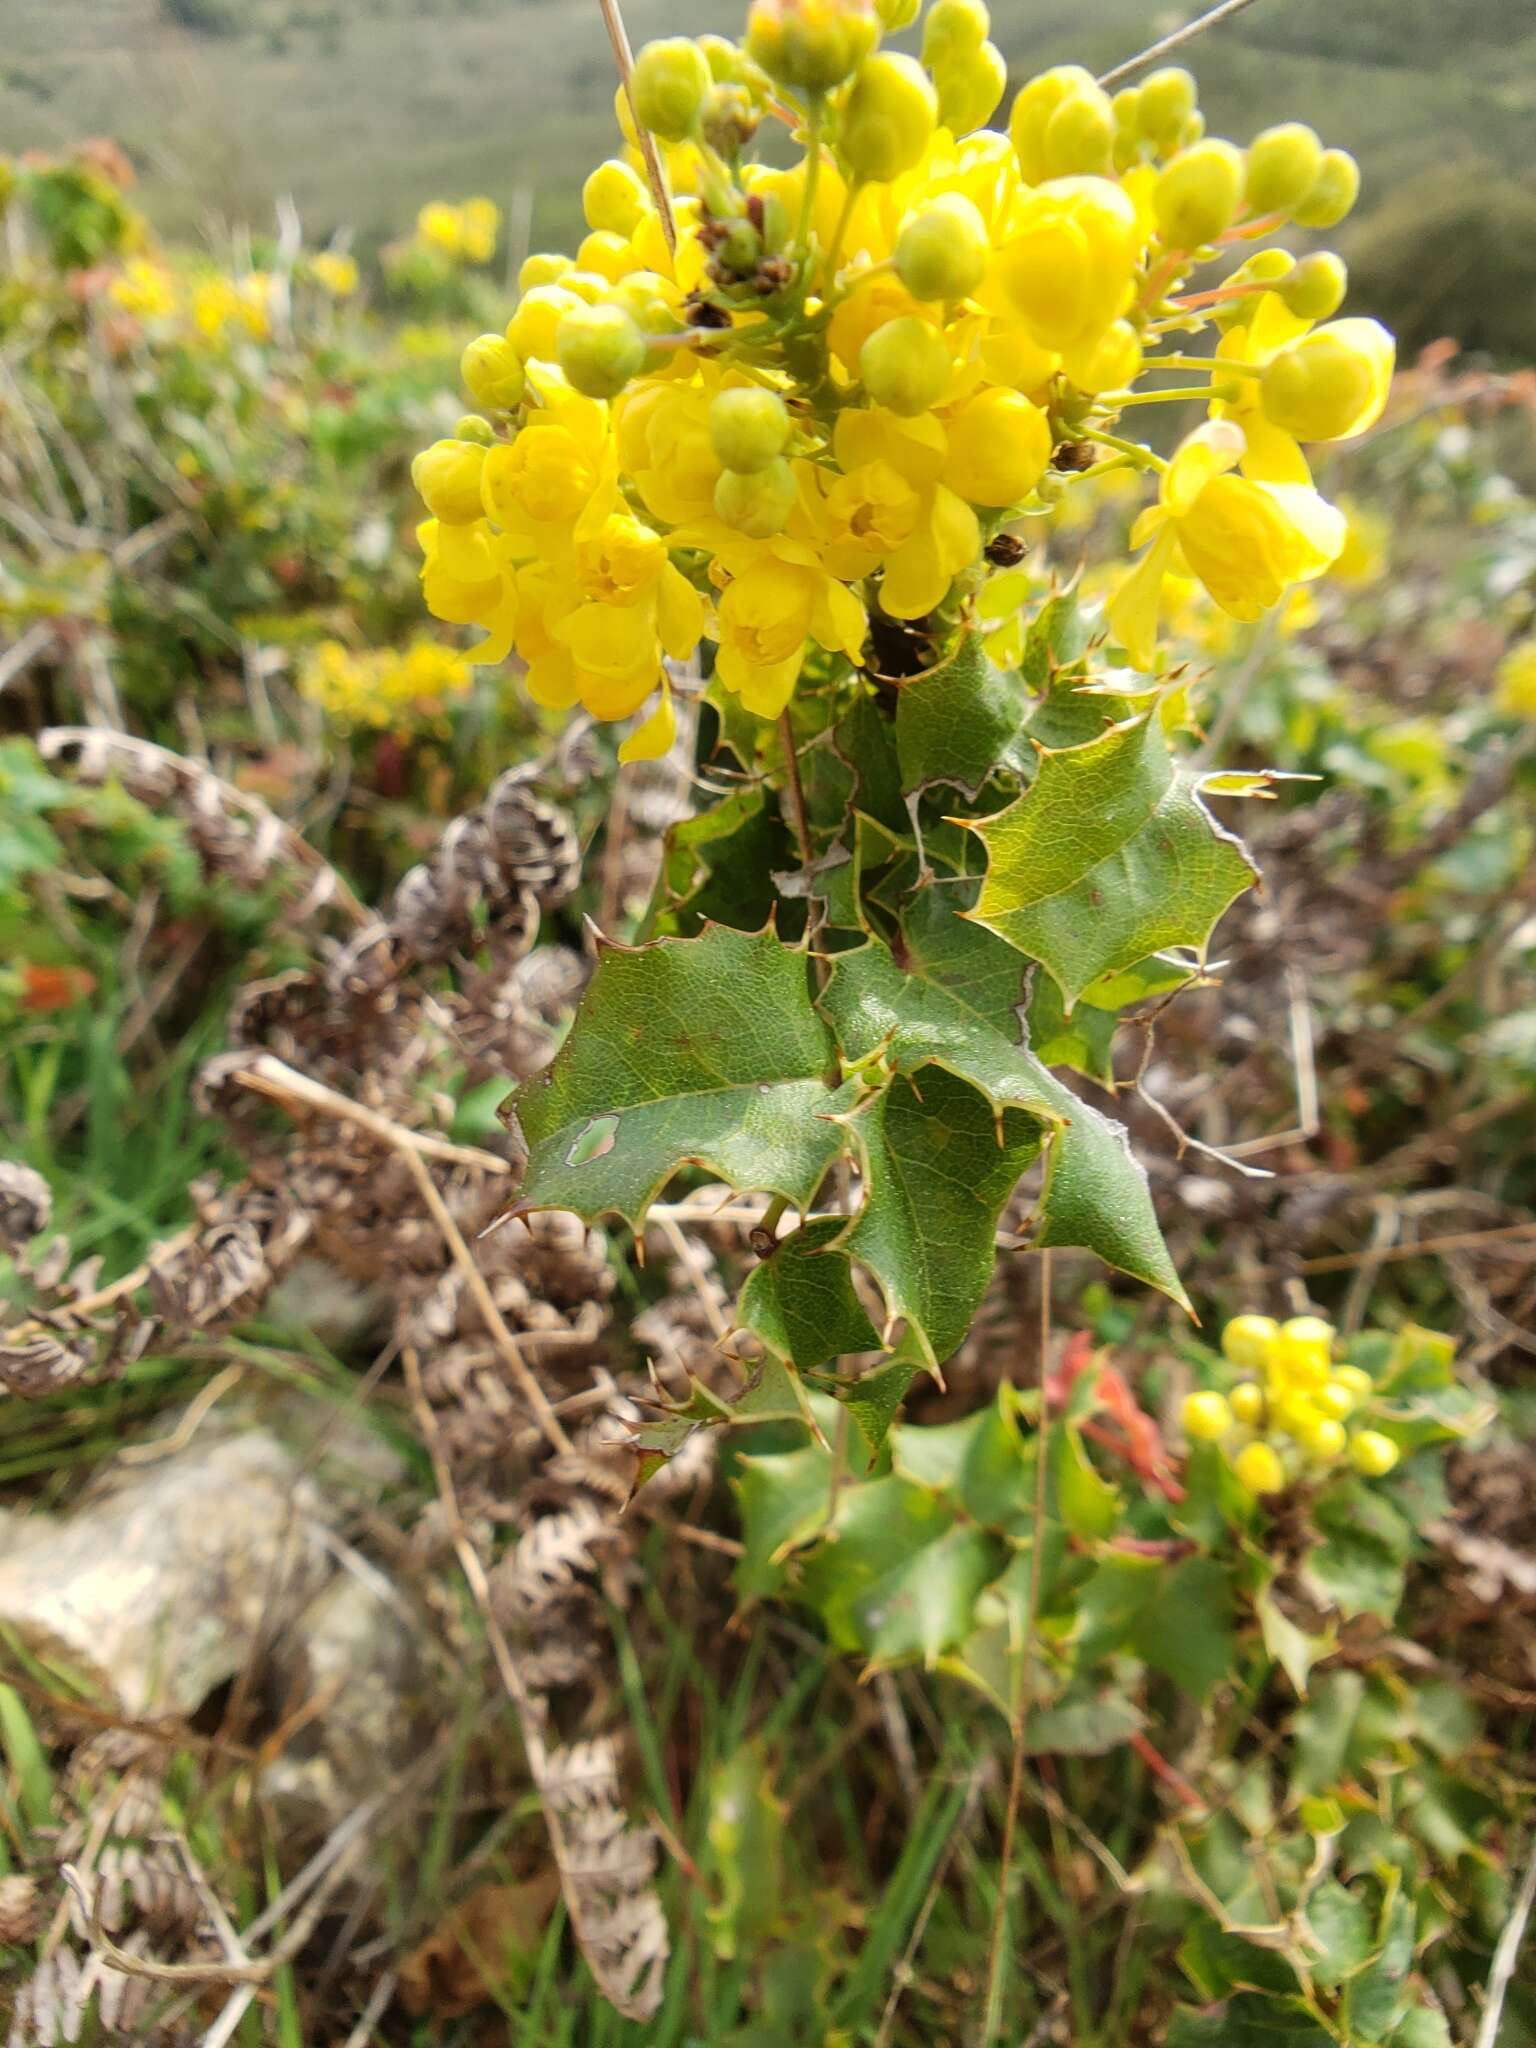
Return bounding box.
[632,37,712,142]
[876,0,920,24]
[921,0,989,66]
[1294,147,1360,229]
[861,314,951,414]
[715,456,798,536]
[556,302,646,398]
[895,192,989,300]
[699,33,742,81]
[841,52,937,182]
[710,386,793,472]
[1213,246,1294,329]
[461,333,526,410]
[1135,66,1196,147]
[746,0,880,95]
[1244,122,1323,217]
[1278,251,1346,322]
[703,81,761,157]
[934,37,1006,135]
[453,413,494,446]
[1153,137,1245,248]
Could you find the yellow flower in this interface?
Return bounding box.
[991,177,1139,361]
[1496,637,1536,719]
[1108,421,1345,670]
[480,373,620,554]
[615,375,725,526]
[109,256,177,321]
[310,250,359,297]
[299,637,473,729]
[715,553,867,715]
[418,202,464,256]
[829,408,980,617]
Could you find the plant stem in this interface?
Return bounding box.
[1144,354,1263,378]
[795,96,826,259]
[1088,428,1167,473]
[778,708,814,880]
[1109,384,1224,407]
[982,1247,1053,2044]
[822,175,863,288]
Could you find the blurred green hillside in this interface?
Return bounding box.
[5,0,1536,350]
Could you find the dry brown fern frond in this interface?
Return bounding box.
[38,726,365,929]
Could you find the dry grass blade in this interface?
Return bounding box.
[1097,0,1267,88]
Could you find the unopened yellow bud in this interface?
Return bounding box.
[1261,318,1395,443]
[746,0,879,94]
[710,386,793,472]
[577,230,638,284]
[506,283,584,362]
[1302,1416,1347,1461]
[895,194,989,300]
[453,413,494,446]
[861,315,951,414]
[461,333,526,411]
[1154,138,1245,248]
[922,0,988,66]
[1111,86,1140,131]
[1332,1365,1374,1402]
[1221,1314,1279,1371]
[632,37,712,141]
[841,52,937,182]
[1317,1381,1355,1420]
[1009,65,1099,184]
[517,252,570,292]
[411,437,487,524]
[1272,1390,1321,1439]
[583,158,650,237]
[1294,147,1359,230]
[1042,85,1115,178]
[1183,1391,1234,1441]
[561,271,609,304]
[943,387,1052,505]
[1235,1441,1286,1496]
[716,457,798,536]
[1244,123,1323,217]
[1135,66,1197,148]
[1275,251,1344,323]
[877,0,920,26]
[1274,1315,1335,1387]
[1350,1430,1399,1478]
[556,303,646,398]
[1229,1382,1266,1427]
[934,39,1006,135]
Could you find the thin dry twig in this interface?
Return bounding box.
[983,1248,1052,2044]
[230,1055,568,1454]
[598,0,677,252]
[1097,0,1266,89]
[1475,1825,1536,2048]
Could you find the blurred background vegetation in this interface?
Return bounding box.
[4,0,1536,356]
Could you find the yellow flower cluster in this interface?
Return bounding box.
[410,0,1394,752]
[1181,1313,1401,1497]
[1496,636,1536,719]
[415,198,500,267]
[298,637,473,729]
[107,256,284,343]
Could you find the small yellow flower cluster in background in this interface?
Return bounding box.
[1495,636,1536,719]
[415,198,500,267]
[109,256,178,322]
[308,250,360,298]
[298,637,473,730]
[409,0,1395,756]
[1182,1313,1401,1496]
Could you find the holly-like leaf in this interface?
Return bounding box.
[799,1473,1002,1665]
[509,923,855,1231]
[652,786,791,938]
[1307,1484,1413,1621]
[967,711,1258,1008]
[737,1216,881,1372]
[821,915,1187,1306]
[838,1066,1042,1370]
[1169,1995,1335,2048]
[890,1387,1035,1532]
[895,631,1030,795]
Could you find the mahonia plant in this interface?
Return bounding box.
[409,0,1397,1410]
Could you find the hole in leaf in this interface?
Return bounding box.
[566,1113,619,1167]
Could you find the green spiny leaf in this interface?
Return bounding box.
[836,1065,1043,1369]
[509,923,855,1231]
[967,711,1258,1008]
[895,631,1030,795]
[737,1216,881,1372]
[821,913,1187,1306]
